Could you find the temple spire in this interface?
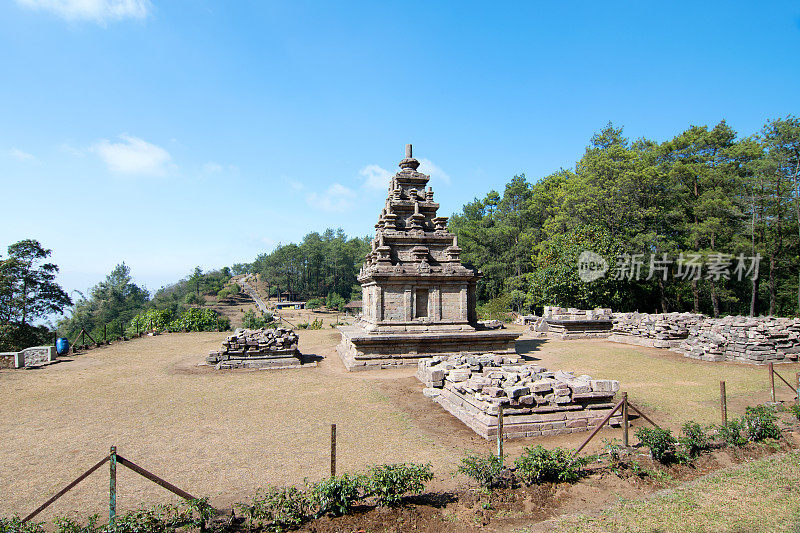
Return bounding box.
[399,143,420,171]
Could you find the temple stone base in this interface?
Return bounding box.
[607,333,682,349]
[545,319,613,339]
[336,324,520,371]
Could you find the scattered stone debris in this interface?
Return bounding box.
[417,353,620,439]
[676,316,800,363]
[206,327,310,369]
[609,312,705,348]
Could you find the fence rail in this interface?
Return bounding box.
[21,447,205,527]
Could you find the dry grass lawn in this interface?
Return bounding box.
[1,327,797,523]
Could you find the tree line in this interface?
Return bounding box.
[249,228,370,302]
[450,117,800,317]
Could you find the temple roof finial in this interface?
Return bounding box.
[399,143,420,171]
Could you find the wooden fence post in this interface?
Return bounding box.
[497,404,504,465]
[796,373,800,406]
[622,392,629,447]
[720,381,727,425]
[769,362,776,403]
[330,424,336,478]
[109,446,117,528]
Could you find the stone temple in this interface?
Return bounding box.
[337,145,520,370]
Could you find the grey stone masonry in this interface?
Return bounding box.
[609,312,705,348]
[417,354,620,439]
[676,316,800,363]
[337,145,520,370]
[207,327,312,369]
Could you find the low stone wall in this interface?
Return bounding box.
[610,312,705,348]
[417,354,620,439]
[676,316,800,363]
[0,346,57,369]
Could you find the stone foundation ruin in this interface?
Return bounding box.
[0,345,57,369]
[676,316,800,363]
[541,306,614,339]
[417,354,620,439]
[337,145,519,371]
[207,327,311,369]
[609,312,704,348]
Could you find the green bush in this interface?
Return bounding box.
[51,499,211,533]
[364,463,433,507]
[297,322,309,329]
[306,474,366,517]
[242,310,274,329]
[169,308,229,332]
[717,419,749,447]
[325,293,346,312]
[0,516,45,533]
[127,308,174,335]
[237,486,308,531]
[787,404,800,421]
[678,421,711,457]
[513,445,590,485]
[742,405,782,441]
[457,453,510,490]
[635,426,682,464]
[476,294,514,322]
[185,293,205,306]
[306,298,323,309]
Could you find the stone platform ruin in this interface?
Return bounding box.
[337,145,520,371]
[207,327,313,369]
[417,354,620,439]
[541,306,614,339]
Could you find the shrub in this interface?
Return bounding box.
[306,474,366,517]
[53,514,104,533]
[297,322,309,329]
[169,308,229,332]
[678,421,711,457]
[306,298,323,310]
[185,293,205,306]
[237,486,309,531]
[308,318,323,330]
[476,294,514,322]
[514,446,590,485]
[0,516,45,533]
[242,310,274,329]
[717,419,748,447]
[127,308,174,335]
[787,404,800,421]
[364,463,433,507]
[325,293,346,312]
[457,453,510,490]
[742,405,782,441]
[635,426,681,464]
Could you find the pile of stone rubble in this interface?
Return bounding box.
[543,306,612,321]
[677,316,800,363]
[207,327,304,369]
[610,312,705,348]
[417,353,620,439]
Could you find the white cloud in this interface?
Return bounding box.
[306,183,357,213]
[202,161,223,174]
[359,164,392,190]
[288,179,304,191]
[15,0,151,23]
[91,134,172,176]
[418,158,451,186]
[7,148,35,161]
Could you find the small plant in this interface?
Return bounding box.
[717,419,748,447]
[0,516,45,533]
[678,421,711,457]
[53,514,104,533]
[364,463,434,507]
[742,405,782,441]
[635,426,682,464]
[237,486,308,531]
[513,445,590,485]
[297,322,309,329]
[242,310,274,329]
[786,404,800,421]
[308,318,323,330]
[306,473,366,517]
[602,438,626,471]
[457,453,510,490]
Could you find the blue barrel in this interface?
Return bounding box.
[56,337,70,355]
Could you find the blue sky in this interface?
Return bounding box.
[1,1,798,302]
